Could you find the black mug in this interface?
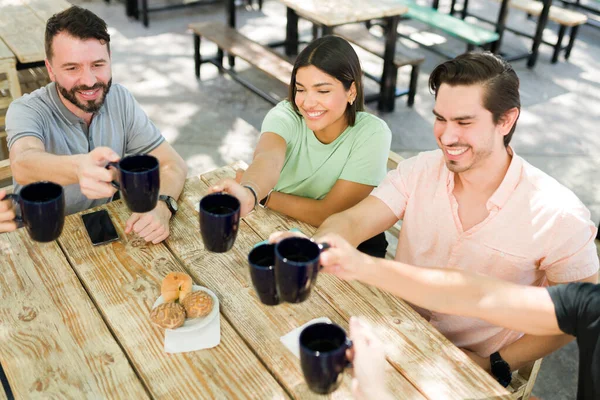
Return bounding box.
[199,192,240,253]
[274,237,329,303]
[106,154,160,213]
[248,244,280,306]
[299,322,352,394]
[7,181,65,242]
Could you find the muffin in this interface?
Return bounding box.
[150,302,186,329]
[181,290,214,318]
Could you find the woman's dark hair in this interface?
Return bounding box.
[429,52,521,147]
[288,35,364,126]
[45,6,111,61]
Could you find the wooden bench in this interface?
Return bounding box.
[401,3,499,56]
[189,21,293,105]
[335,24,425,106]
[495,0,587,62]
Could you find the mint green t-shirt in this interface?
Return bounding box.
[260,101,392,200]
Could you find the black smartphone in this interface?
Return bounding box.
[81,209,120,246]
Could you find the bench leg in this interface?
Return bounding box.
[467,43,475,52]
[217,48,224,70]
[194,34,201,79]
[450,0,458,15]
[312,24,320,39]
[228,54,235,69]
[552,25,567,63]
[407,65,420,107]
[564,25,579,60]
[142,0,149,27]
[461,0,469,20]
[257,0,263,10]
[285,8,299,56]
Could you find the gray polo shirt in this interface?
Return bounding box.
[6,82,165,215]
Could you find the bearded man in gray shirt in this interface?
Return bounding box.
[6,6,187,244]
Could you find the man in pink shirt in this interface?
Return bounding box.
[281,52,599,386]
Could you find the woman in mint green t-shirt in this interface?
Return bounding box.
[211,36,392,257]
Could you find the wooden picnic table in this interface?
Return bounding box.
[0,163,511,399]
[0,0,71,67]
[278,0,409,113]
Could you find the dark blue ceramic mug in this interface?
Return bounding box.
[247,243,280,306]
[299,322,352,394]
[274,237,330,303]
[106,154,160,213]
[199,192,240,253]
[7,181,65,242]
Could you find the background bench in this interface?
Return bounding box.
[399,2,499,57]
[335,24,425,106]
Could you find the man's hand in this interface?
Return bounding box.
[125,202,172,244]
[317,233,375,281]
[77,147,120,199]
[0,190,17,233]
[209,178,255,217]
[348,317,392,400]
[461,349,491,372]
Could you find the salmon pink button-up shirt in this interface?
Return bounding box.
[371,149,599,356]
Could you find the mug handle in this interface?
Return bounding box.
[105,162,121,190]
[5,194,24,228]
[317,242,331,270]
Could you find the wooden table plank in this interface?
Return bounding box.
[0,3,46,63]
[167,175,424,399]
[0,39,14,61]
[0,229,148,399]
[203,165,511,398]
[57,201,288,400]
[22,0,72,23]
[279,0,408,26]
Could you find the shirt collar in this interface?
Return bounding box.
[49,82,104,125]
[445,146,523,210]
[487,146,522,209]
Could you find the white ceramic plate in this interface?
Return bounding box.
[152,285,219,332]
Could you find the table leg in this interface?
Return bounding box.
[527,0,552,68]
[126,0,139,19]
[461,0,469,19]
[378,15,400,112]
[194,34,201,78]
[322,25,334,36]
[285,7,299,56]
[432,0,440,9]
[227,0,236,28]
[490,0,510,53]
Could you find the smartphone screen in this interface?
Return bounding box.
[81,209,120,246]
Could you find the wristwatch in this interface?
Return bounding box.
[159,195,178,217]
[490,351,512,387]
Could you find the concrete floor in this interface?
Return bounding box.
[44,0,600,398]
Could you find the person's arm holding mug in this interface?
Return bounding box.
[124,141,188,244]
[0,189,17,233]
[10,137,120,199]
[210,132,287,216]
[319,233,562,336]
[347,317,394,400]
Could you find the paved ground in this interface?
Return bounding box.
[33,0,600,398]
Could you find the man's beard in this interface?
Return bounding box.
[57,78,112,113]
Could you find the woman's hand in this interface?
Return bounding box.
[209,179,256,217]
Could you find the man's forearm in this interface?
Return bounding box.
[497,333,574,372]
[357,258,561,336]
[314,211,367,246]
[159,161,187,200]
[12,150,82,186]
